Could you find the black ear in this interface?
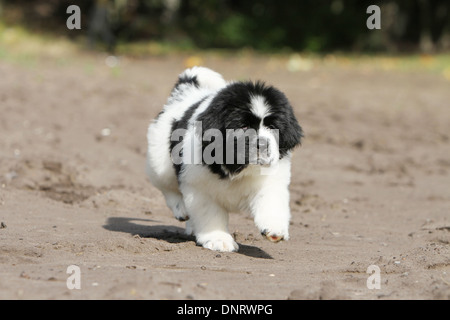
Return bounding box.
[285,106,303,147]
[278,115,303,156]
[264,88,303,156]
[261,85,303,152]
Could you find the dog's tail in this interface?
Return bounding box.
[175,66,227,92]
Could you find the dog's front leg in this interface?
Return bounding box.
[251,183,291,243]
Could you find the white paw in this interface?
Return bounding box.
[260,228,289,242]
[196,231,239,252]
[255,216,290,243]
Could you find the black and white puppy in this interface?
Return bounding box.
[146,67,303,252]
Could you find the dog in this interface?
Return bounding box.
[146,67,303,252]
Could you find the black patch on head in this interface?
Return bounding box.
[197,81,303,179]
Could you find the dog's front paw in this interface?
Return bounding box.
[254,213,290,243]
[260,228,289,243]
[196,231,239,252]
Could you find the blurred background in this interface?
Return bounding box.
[1,1,450,301]
[0,0,449,54]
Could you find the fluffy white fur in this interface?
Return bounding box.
[146,67,296,252]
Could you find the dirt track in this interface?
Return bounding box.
[0,52,449,299]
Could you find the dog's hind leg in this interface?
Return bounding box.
[163,191,189,221]
[182,188,238,252]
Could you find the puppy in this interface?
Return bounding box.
[146,67,303,252]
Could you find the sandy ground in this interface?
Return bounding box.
[0,52,449,300]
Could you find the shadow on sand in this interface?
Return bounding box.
[103,217,273,259]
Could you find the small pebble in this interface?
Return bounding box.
[101,128,111,137]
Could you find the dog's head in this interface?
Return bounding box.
[197,81,303,178]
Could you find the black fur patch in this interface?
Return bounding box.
[169,97,207,179]
[159,74,201,120]
[197,81,303,178]
[174,74,199,90]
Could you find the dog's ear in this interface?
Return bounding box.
[280,105,303,152]
[264,88,303,155]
